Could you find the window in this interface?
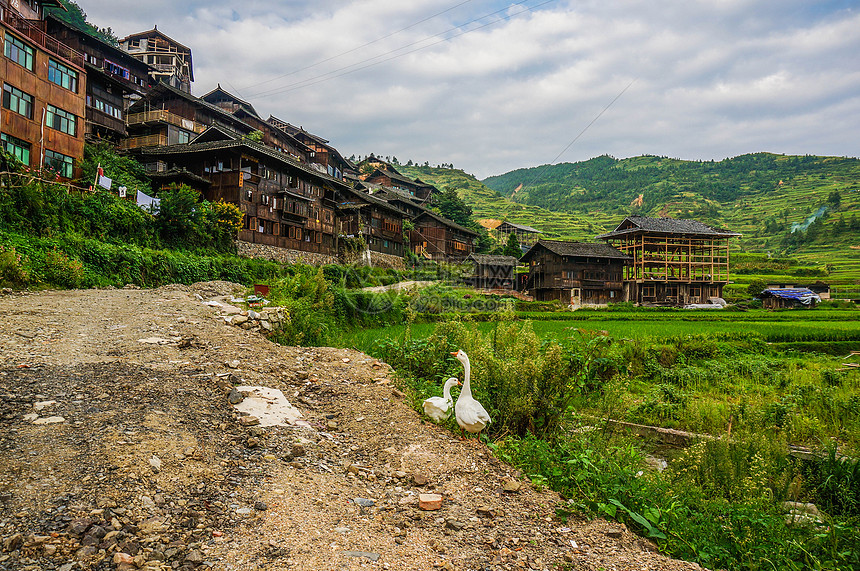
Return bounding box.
[44,150,74,178]
[1,133,30,164]
[2,84,33,119]
[88,96,123,120]
[103,59,130,80]
[4,35,34,70]
[46,105,76,136]
[48,59,79,92]
[177,130,190,144]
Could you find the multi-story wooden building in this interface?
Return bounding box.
[201,86,310,163]
[521,240,629,305]
[1,0,85,179]
[122,83,253,152]
[411,209,477,261]
[44,14,152,141]
[597,216,741,305]
[267,116,352,181]
[119,27,193,93]
[136,127,349,256]
[337,185,405,257]
[364,167,434,201]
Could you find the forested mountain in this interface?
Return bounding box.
[400,154,860,281]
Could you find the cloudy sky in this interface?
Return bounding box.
[80,0,859,178]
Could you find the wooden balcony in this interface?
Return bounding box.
[126,110,206,133]
[2,9,84,69]
[119,134,168,149]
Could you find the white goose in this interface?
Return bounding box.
[422,377,460,422]
[451,350,492,435]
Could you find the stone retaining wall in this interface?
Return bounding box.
[237,241,338,266]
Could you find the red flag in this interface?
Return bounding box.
[98,166,104,178]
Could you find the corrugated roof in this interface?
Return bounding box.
[498,221,541,233]
[522,240,631,262]
[597,216,741,239]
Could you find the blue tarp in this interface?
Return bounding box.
[760,288,821,305]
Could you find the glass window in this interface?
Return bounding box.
[48,59,79,92]
[4,35,34,70]
[44,149,74,178]
[46,104,77,136]
[1,133,31,165]
[2,84,33,119]
[177,130,190,144]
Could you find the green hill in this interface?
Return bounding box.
[399,154,860,285]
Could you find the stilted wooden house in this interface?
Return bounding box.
[597,216,741,305]
[1,0,86,179]
[364,167,434,201]
[267,116,353,181]
[136,127,349,256]
[119,27,193,93]
[494,221,542,249]
[465,254,518,289]
[337,185,406,257]
[45,14,152,142]
[410,209,478,261]
[521,240,630,305]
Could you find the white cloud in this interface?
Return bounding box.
[79,0,860,177]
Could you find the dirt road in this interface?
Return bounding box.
[0,284,703,571]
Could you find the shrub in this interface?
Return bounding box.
[39,249,84,288]
[0,245,29,287]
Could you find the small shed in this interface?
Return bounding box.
[465,254,518,290]
[759,288,821,309]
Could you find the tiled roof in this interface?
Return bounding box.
[498,221,541,233]
[596,216,741,239]
[467,254,518,266]
[414,210,479,236]
[138,139,349,189]
[127,83,253,132]
[522,240,631,262]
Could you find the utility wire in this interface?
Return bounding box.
[518,78,638,191]
[249,0,557,99]
[240,0,475,92]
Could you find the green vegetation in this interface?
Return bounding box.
[356,315,860,570]
[46,0,120,46]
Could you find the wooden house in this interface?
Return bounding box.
[411,209,477,261]
[135,127,349,256]
[122,83,254,152]
[465,254,518,290]
[759,288,821,309]
[337,185,405,257]
[597,216,741,305]
[521,240,630,305]
[1,0,85,179]
[120,27,193,93]
[201,86,310,162]
[45,14,152,141]
[267,116,352,181]
[494,221,542,249]
[364,167,434,201]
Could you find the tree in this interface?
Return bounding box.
[154,184,207,249]
[501,232,522,259]
[747,279,767,298]
[828,190,841,208]
[434,187,472,227]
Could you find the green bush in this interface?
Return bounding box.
[0,245,29,287]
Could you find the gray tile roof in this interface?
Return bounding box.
[596,216,741,239]
[522,240,631,262]
[467,254,518,266]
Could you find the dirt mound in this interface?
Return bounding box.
[0,285,702,571]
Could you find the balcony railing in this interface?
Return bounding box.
[119,134,168,150]
[126,110,206,133]
[1,9,84,69]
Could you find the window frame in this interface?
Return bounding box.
[1,132,31,165]
[2,83,34,119]
[4,34,35,71]
[45,104,77,136]
[44,149,74,178]
[47,59,79,92]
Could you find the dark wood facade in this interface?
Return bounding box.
[411,210,477,261]
[465,254,517,289]
[45,15,152,141]
[337,186,405,257]
[119,28,193,93]
[122,83,253,151]
[267,116,352,181]
[521,240,629,306]
[597,216,741,305]
[137,135,348,256]
[364,167,434,201]
[1,0,85,178]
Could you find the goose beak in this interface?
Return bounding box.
[450,352,458,356]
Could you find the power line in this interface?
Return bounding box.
[240,0,475,92]
[248,0,557,100]
[519,78,638,190]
